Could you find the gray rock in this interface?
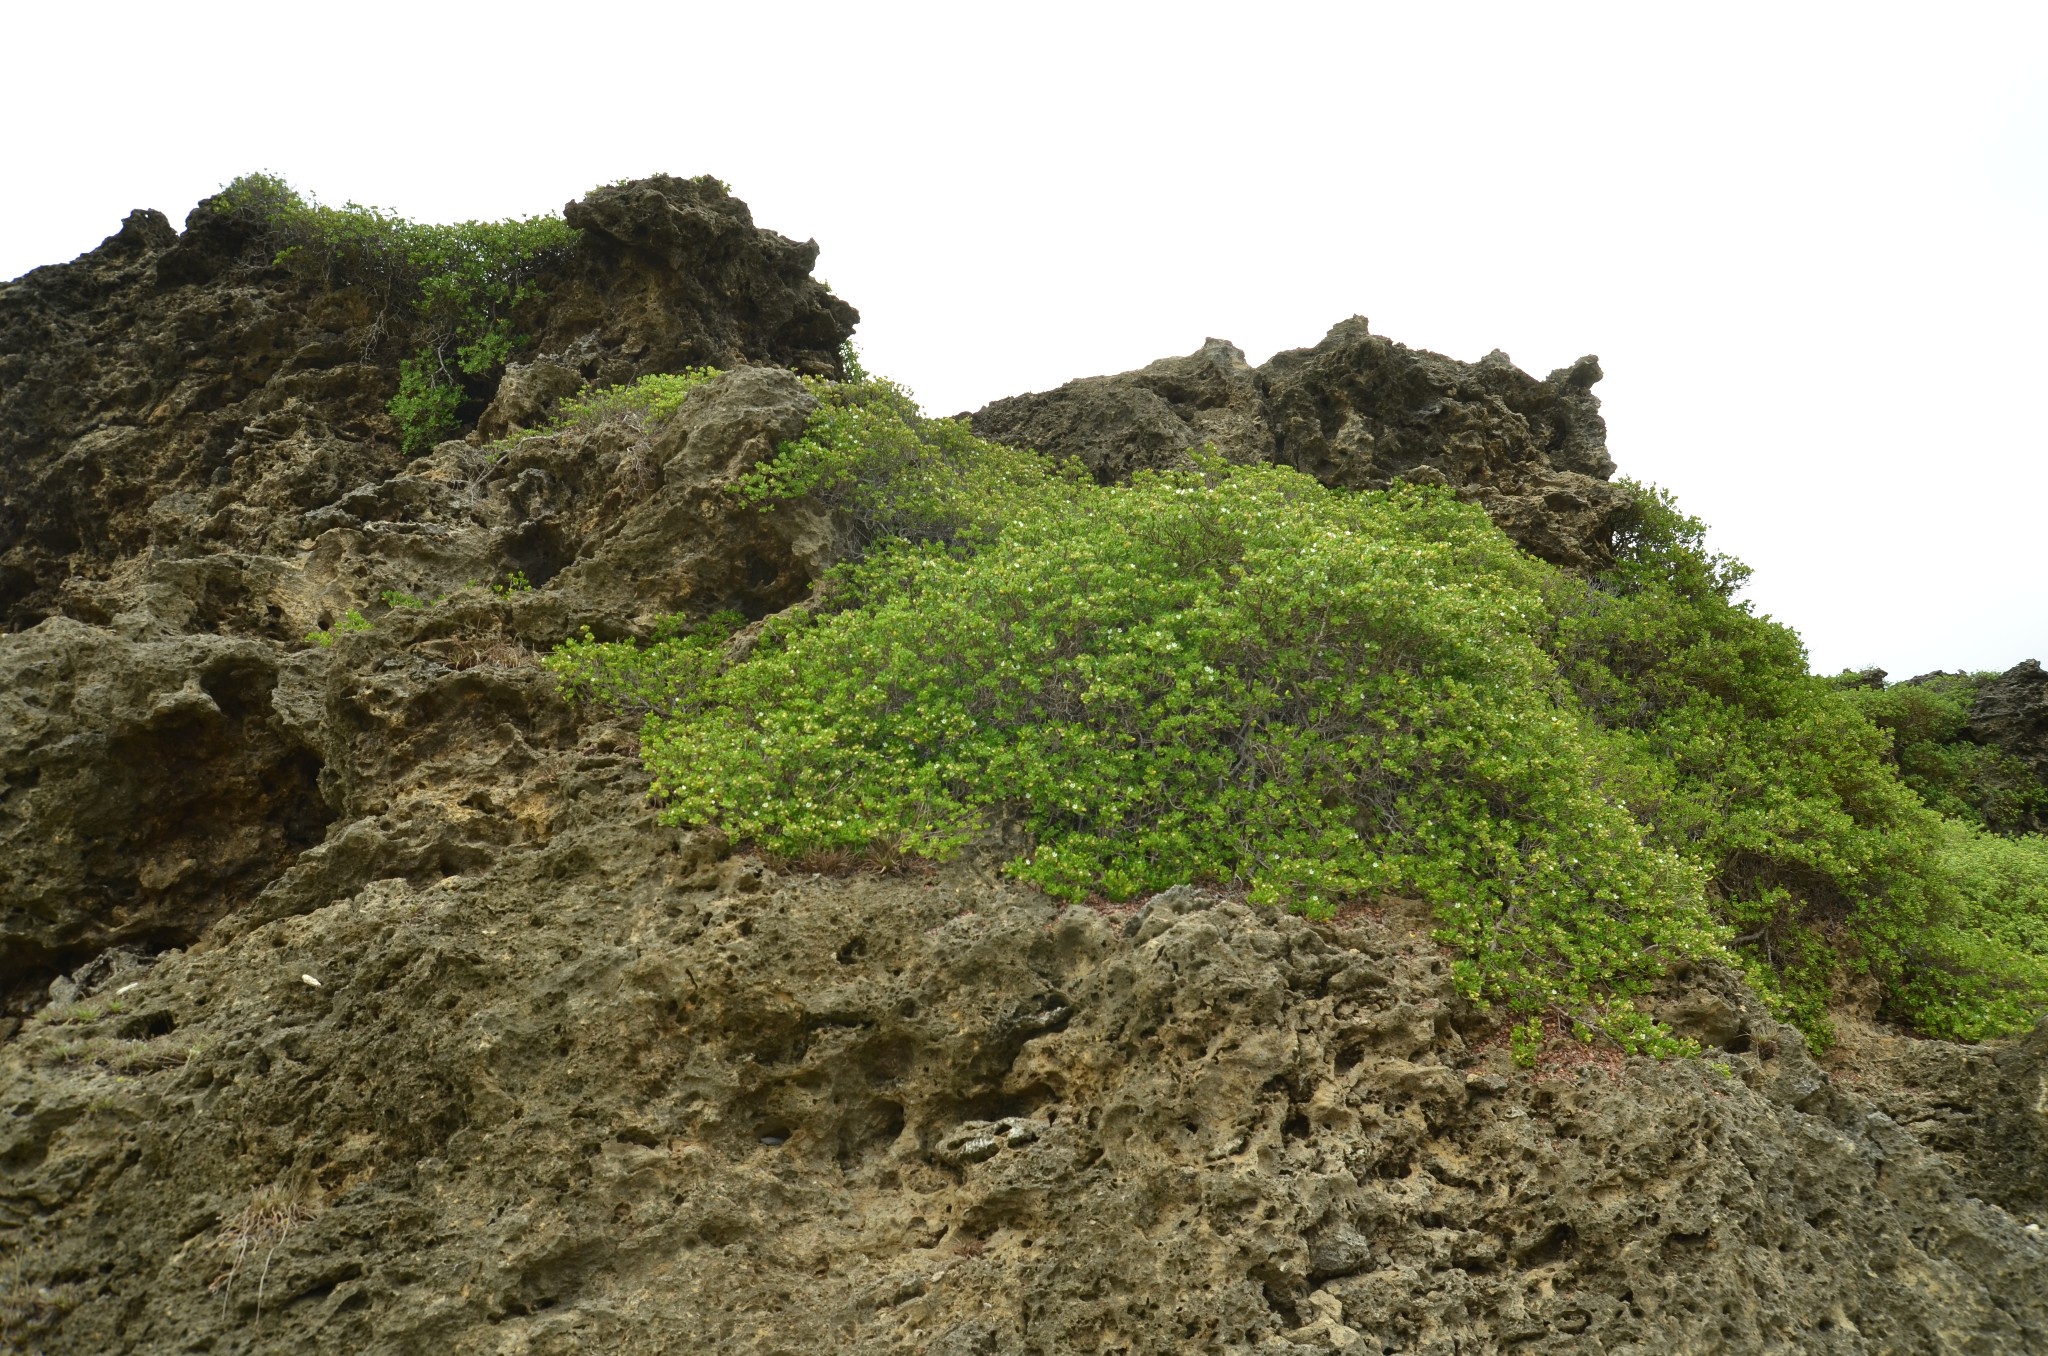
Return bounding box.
[0,175,856,631]
[2,175,2044,1356]
[971,319,1630,571]
[1972,658,2048,786]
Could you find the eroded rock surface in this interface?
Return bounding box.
[0,174,856,630]
[3,180,2047,1355]
[6,851,2046,1353]
[0,360,844,1020]
[971,320,1629,571]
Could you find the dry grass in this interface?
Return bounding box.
[1469,1012,1630,1081]
[0,1239,72,1349]
[208,1182,321,1321]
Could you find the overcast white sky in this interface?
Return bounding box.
[4,2,2043,677]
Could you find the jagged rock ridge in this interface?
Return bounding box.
[0,174,856,632]
[971,321,1627,571]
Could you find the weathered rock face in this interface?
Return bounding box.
[970,320,1630,571]
[0,624,329,1006]
[4,181,2048,1355]
[5,852,2046,1353]
[1974,660,2048,789]
[0,360,845,1018]
[0,175,856,631]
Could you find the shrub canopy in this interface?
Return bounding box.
[549,372,2048,1051]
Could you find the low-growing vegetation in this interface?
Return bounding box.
[1830,669,2047,832]
[546,370,2048,1055]
[215,173,581,452]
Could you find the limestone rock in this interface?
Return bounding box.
[971,319,1630,571]
[5,857,2045,1352]
[3,177,2045,1356]
[972,338,1274,482]
[0,176,855,631]
[0,622,327,1011]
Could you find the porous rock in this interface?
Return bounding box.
[3,181,2047,1356]
[5,846,2046,1352]
[0,175,856,631]
[971,319,1630,571]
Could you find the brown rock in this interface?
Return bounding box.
[3,860,2044,1352]
[0,176,855,631]
[2,177,2043,1356]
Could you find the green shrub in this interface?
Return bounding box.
[215,173,581,452]
[1902,824,2048,1040]
[643,455,1717,1050]
[1545,487,2048,1043]
[556,369,723,429]
[305,609,372,647]
[1829,671,2047,832]
[733,374,1082,549]
[544,611,744,719]
[550,370,2048,1053]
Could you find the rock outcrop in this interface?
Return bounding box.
[3,181,2046,1355]
[1974,660,2048,791]
[971,320,1628,572]
[0,359,844,1019]
[0,174,855,631]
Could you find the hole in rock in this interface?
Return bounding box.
[501,519,572,588]
[3,658,333,1017]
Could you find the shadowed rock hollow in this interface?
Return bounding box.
[2,179,2046,1355]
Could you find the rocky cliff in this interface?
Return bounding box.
[2,180,2046,1355]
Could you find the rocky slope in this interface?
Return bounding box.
[2,180,2046,1355]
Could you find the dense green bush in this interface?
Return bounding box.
[216,173,581,452]
[1545,489,2048,1042]
[674,442,1720,1051]
[542,611,743,719]
[1829,670,2047,832]
[550,371,2048,1052]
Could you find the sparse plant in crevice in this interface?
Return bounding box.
[208,1181,322,1322]
[490,367,727,455]
[304,609,372,648]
